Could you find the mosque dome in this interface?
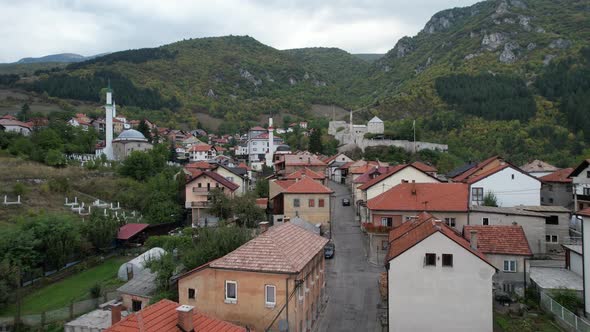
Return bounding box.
[114,129,148,142]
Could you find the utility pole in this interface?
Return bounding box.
[413,120,416,154]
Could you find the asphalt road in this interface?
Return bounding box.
[316,181,383,332]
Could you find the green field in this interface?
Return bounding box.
[494,312,563,332]
[0,256,127,315]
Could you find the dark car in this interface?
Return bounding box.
[342,198,350,206]
[324,242,335,259]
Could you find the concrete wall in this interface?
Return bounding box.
[283,193,331,226]
[487,254,528,295]
[178,253,326,332]
[388,232,494,332]
[545,212,571,252]
[121,293,150,312]
[468,212,546,255]
[469,167,541,207]
[570,250,583,277]
[338,139,448,153]
[541,182,573,209]
[572,165,590,195]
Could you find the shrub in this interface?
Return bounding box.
[45,149,67,167]
[552,288,583,312]
[48,176,70,193]
[89,283,102,298]
[12,182,28,197]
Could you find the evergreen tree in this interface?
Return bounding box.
[137,120,151,142]
[309,129,323,154]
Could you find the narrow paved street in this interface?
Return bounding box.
[317,181,383,331]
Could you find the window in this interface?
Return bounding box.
[381,217,393,227]
[308,199,315,207]
[472,187,484,205]
[253,141,257,146]
[482,217,489,226]
[198,183,202,188]
[511,174,515,180]
[381,240,389,250]
[549,198,554,204]
[546,235,558,243]
[503,260,517,272]
[584,188,590,196]
[503,283,515,293]
[318,199,325,207]
[132,300,142,312]
[225,281,237,303]
[188,288,195,300]
[442,254,453,267]
[545,215,559,225]
[294,198,300,207]
[444,218,456,227]
[253,148,257,152]
[587,171,590,178]
[265,285,276,307]
[424,253,436,266]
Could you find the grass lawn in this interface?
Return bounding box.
[0,256,127,315]
[494,311,564,332]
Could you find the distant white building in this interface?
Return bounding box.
[367,116,384,134]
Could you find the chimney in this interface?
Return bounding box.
[111,303,122,326]
[259,221,269,233]
[470,230,478,250]
[411,182,416,195]
[176,305,194,332]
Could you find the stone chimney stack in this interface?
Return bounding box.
[470,230,478,250]
[259,221,270,233]
[176,305,194,332]
[111,303,122,326]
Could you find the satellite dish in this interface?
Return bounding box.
[278,319,288,332]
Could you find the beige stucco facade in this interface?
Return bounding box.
[369,210,468,233]
[178,252,326,332]
[213,166,247,196]
[283,193,331,226]
[185,174,236,226]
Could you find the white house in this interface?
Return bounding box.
[465,164,541,207]
[324,153,353,183]
[188,144,217,162]
[386,212,495,332]
[0,118,32,136]
[569,159,590,211]
[359,164,441,203]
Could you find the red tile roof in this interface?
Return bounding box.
[540,168,573,183]
[250,126,266,131]
[463,225,532,256]
[386,213,493,268]
[185,162,216,170]
[283,177,332,194]
[411,161,437,173]
[0,118,32,129]
[353,166,396,184]
[203,223,329,274]
[452,155,501,182]
[279,154,326,167]
[463,164,510,184]
[117,224,149,240]
[285,168,325,180]
[186,171,239,191]
[188,144,214,152]
[106,299,246,332]
[237,162,251,171]
[576,207,590,218]
[367,183,469,212]
[255,198,268,208]
[350,161,387,174]
[274,180,297,189]
[357,165,408,189]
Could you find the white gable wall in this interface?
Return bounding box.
[388,231,494,332]
[469,167,540,207]
[365,167,440,201]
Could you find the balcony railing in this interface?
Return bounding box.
[192,187,211,193]
[190,201,211,208]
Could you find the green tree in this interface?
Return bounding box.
[142,174,182,224]
[255,178,269,198]
[137,120,151,142]
[118,151,154,180]
[44,149,67,167]
[82,212,120,251]
[309,129,323,154]
[209,189,232,220]
[233,194,265,228]
[17,103,30,122]
[483,191,499,207]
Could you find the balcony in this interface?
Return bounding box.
[190,201,211,208]
[192,187,211,193]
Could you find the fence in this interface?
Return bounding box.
[540,291,590,332]
[0,291,118,330]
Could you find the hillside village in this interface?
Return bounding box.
[1,85,590,332]
[1,0,590,332]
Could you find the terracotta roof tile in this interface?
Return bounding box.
[540,168,573,183]
[463,225,532,256]
[283,177,332,194]
[185,162,216,170]
[411,161,437,173]
[520,160,559,173]
[452,155,501,182]
[285,168,325,180]
[117,224,149,240]
[576,207,590,218]
[188,144,214,152]
[386,213,493,268]
[203,223,329,274]
[357,165,407,189]
[367,183,469,212]
[186,171,239,191]
[353,166,396,184]
[106,299,246,332]
[281,154,326,166]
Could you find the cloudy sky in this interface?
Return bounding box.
[0,0,481,63]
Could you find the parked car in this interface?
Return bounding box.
[342,198,350,206]
[324,242,335,259]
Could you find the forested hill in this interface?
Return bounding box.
[15,36,368,123]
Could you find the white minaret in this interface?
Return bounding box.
[266,117,274,167]
[103,86,115,160]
